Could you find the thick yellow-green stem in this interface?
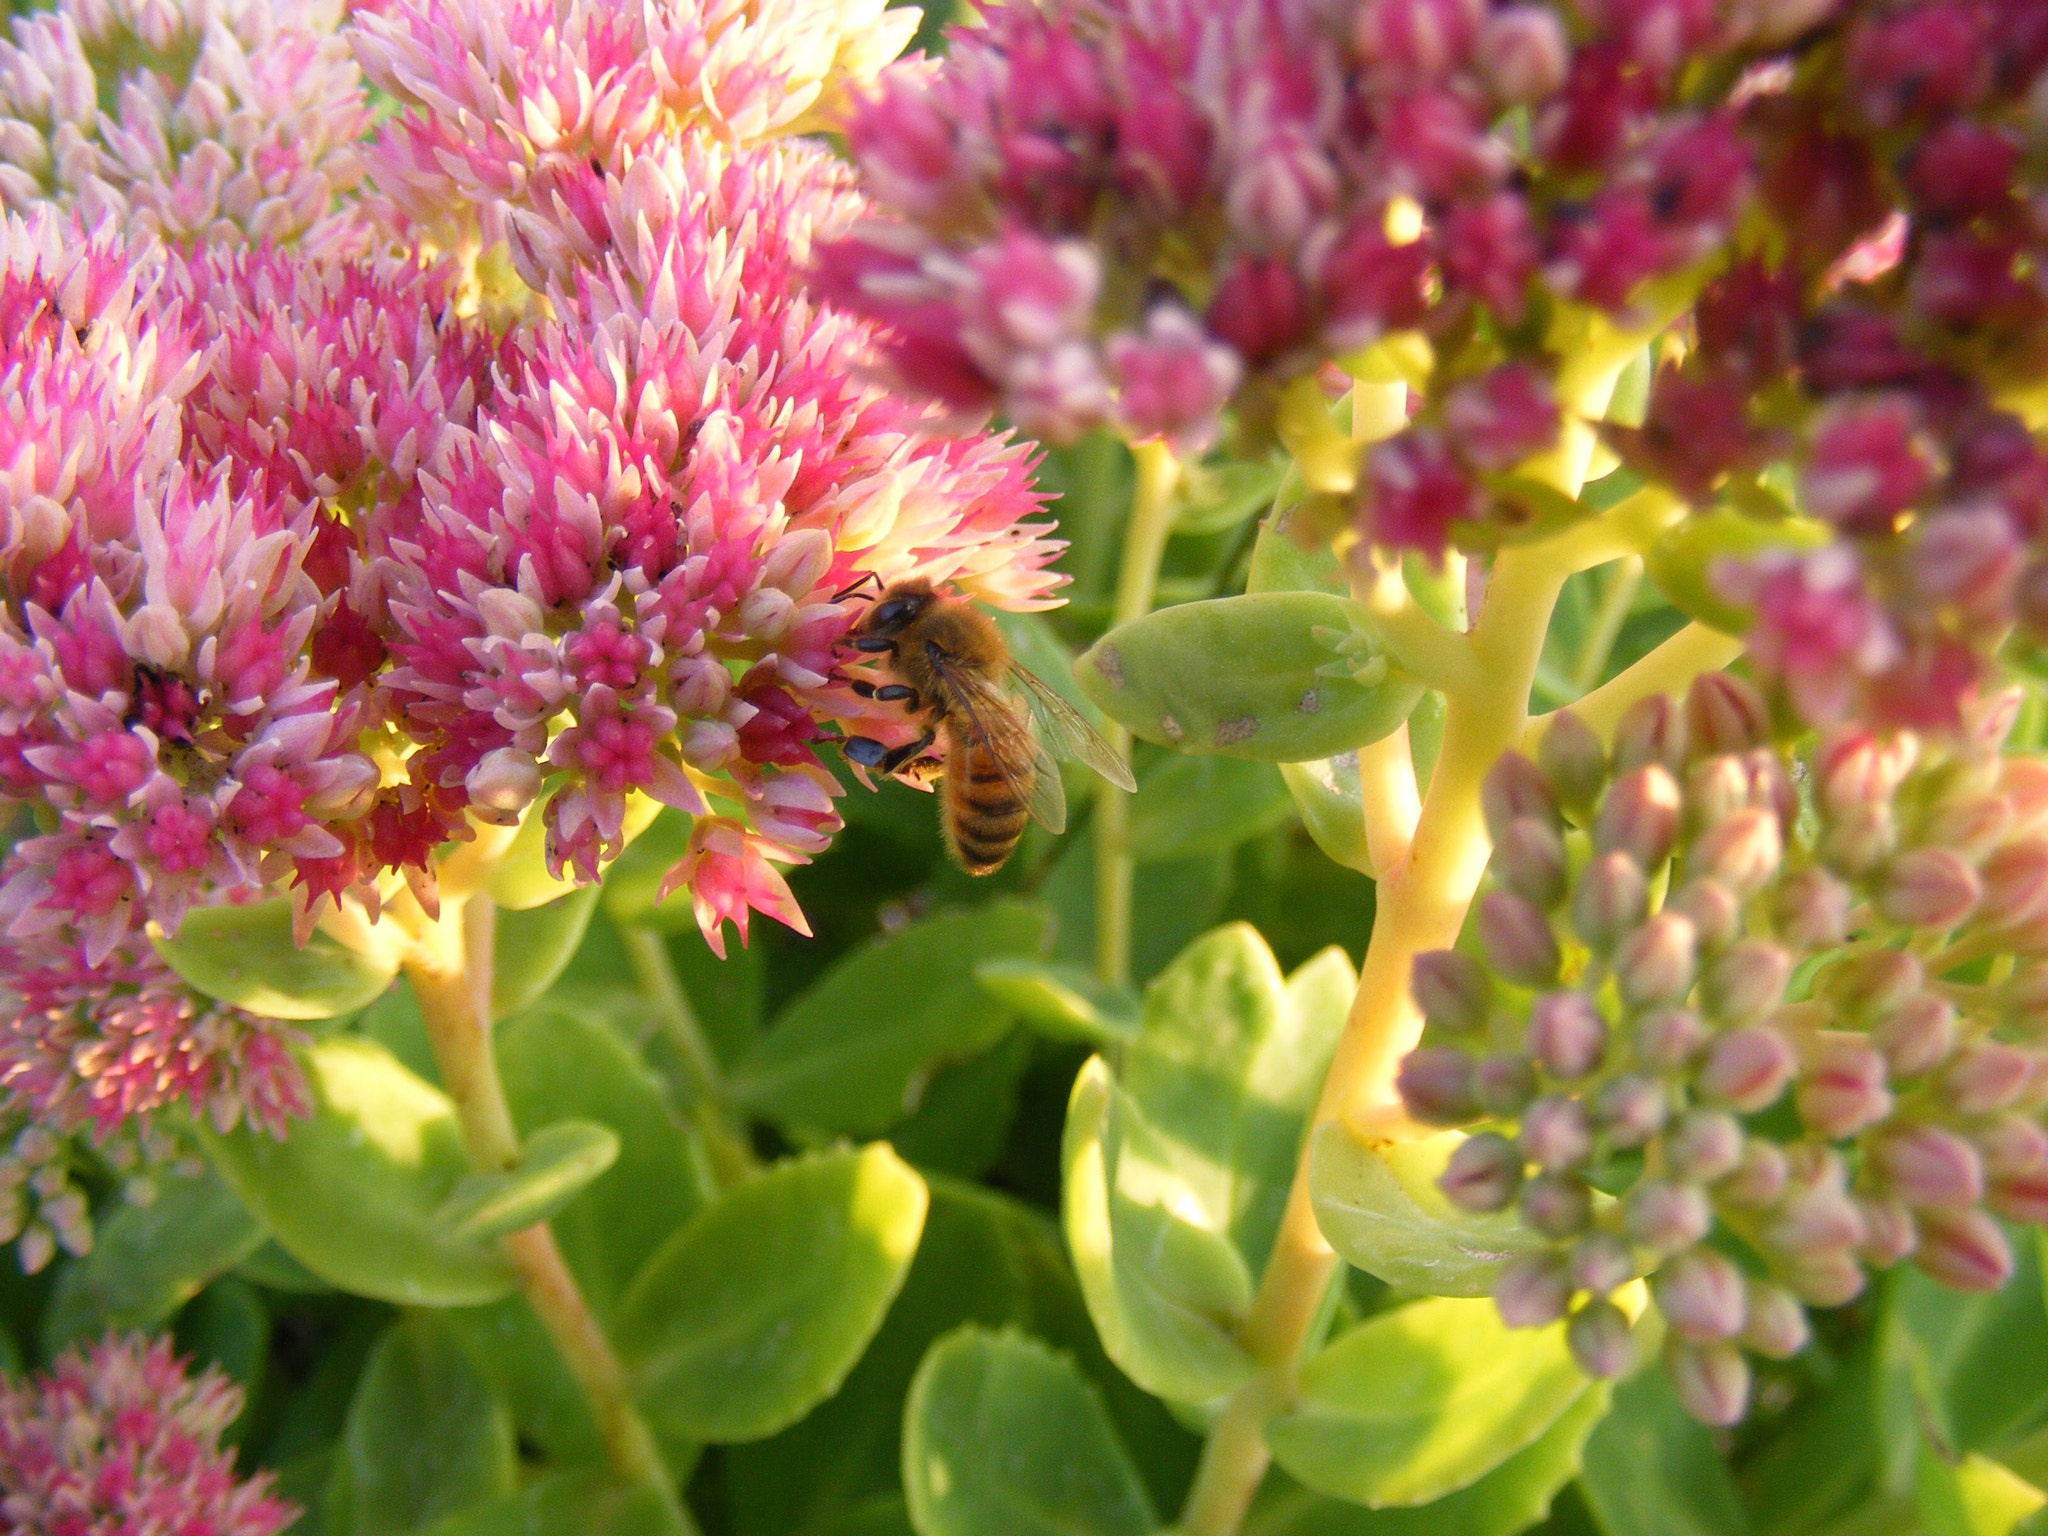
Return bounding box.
[1095,439,1182,987]
[405,895,694,1533]
[1523,622,1746,752]
[1176,547,1570,1536]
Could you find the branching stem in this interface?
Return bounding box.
[405,894,693,1533]
[1176,544,1570,1536]
[1522,622,1746,753]
[1095,438,1181,988]
[1355,723,1420,880]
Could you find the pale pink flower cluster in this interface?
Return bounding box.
[0,1333,295,1535]
[352,0,918,271]
[0,212,333,1193]
[362,1,1061,953]
[0,0,371,250]
[0,0,1068,1181]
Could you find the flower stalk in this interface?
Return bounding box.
[404,895,692,1532]
[1095,438,1182,988]
[1178,541,1571,1536]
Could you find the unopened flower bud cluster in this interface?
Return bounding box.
[1398,672,2048,1424]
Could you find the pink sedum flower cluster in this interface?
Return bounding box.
[0,0,371,250]
[0,1333,295,1536]
[0,0,1066,1220]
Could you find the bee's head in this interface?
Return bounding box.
[860,578,937,637]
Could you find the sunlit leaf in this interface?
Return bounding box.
[1309,1125,1550,1298]
[1265,1297,1589,1507]
[201,1036,516,1306]
[153,898,397,1021]
[435,1119,620,1243]
[1076,593,1425,763]
[1247,1386,1611,1536]
[1061,1056,1257,1408]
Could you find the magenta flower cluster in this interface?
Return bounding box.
[0,0,1065,1228]
[0,1333,294,1536]
[822,0,2048,731]
[1398,673,2048,1423]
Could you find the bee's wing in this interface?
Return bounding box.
[1008,662,1137,792]
[927,652,1070,834]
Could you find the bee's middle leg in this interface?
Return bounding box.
[841,729,935,774]
[879,730,936,773]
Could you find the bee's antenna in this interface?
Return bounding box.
[831,571,884,604]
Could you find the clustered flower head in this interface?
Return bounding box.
[0,0,371,250]
[1398,671,2048,1423]
[822,0,2048,720]
[0,0,1070,1215]
[0,1332,295,1535]
[358,0,1062,950]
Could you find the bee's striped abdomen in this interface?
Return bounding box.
[943,728,1032,875]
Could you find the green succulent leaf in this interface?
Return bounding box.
[40,1169,264,1355]
[342,1313,517,1536]
[725,1180,1084,1536]
[731,901,1049,1138]
[1129,754,1296,861]
[1061,1056,1258,1408]
[1075,593,1425,763]
[1876,1236,2048,1494]
[903,1327,1157,1536]
[492,885,602,1016]
[1577,1374,1749,1536]
[496,1005,710,1309]
[974,958,1140,1048]
[615,1144,928,1443]
[1916,1442,2046,1536]
[444,1005,712,1468]
[1125,927,1352,1277]
[1265,1297,1590,1507]
[1308,1124,1551,1298]
[1279,754,1377,876]
[1247,483,1348,599]
[152,898,397,1021]
[435,1119,621,1243]
[1247,1385,1612,1536]
[412,1469,686,1536]
[1176,456,1289,535]
[200,1036,517,1306]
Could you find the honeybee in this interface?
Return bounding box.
[838,576,1136,875]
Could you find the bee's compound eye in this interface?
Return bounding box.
[871,597,917,629]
